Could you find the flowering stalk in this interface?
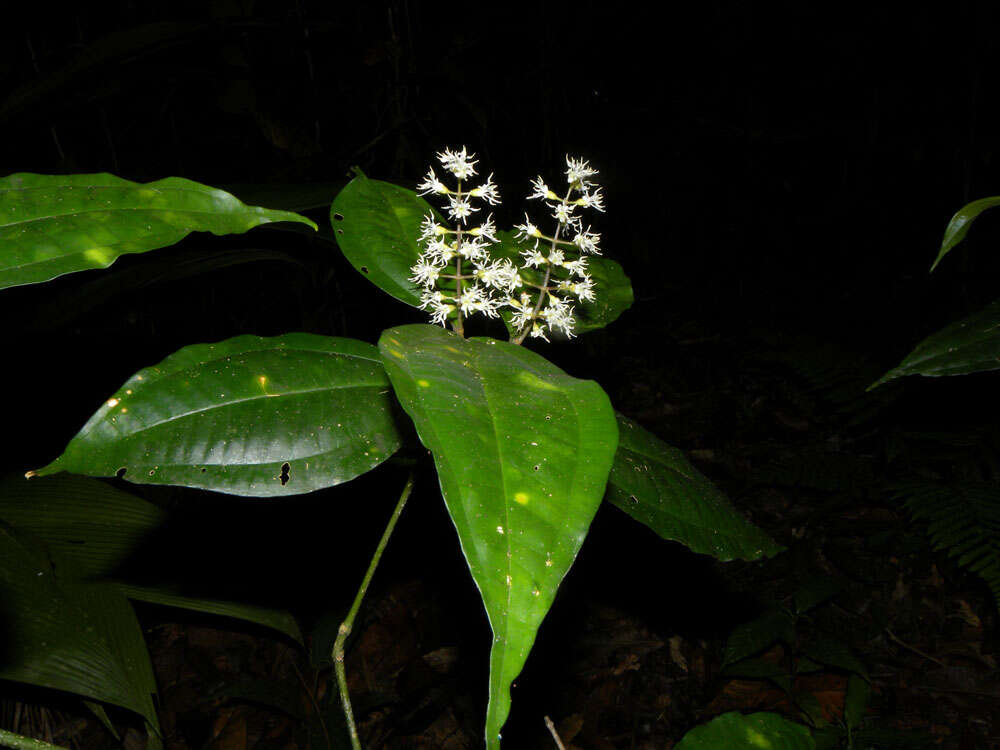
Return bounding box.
[411,147,515,337]
[510,156,604,343]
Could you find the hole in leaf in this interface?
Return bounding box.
[629,495,639,504]
[201,467,207,473]
[360,266,369,274]
[533,465,540,471]
[279,462,291,486]
[336,228,344,235]
[333,213,344,221]
[115,467,127,479]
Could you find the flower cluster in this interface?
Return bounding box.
[410,149,605,341]
[410,148,518,326]
[510,156,605,341]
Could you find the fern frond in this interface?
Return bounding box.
[891,481,1000,609]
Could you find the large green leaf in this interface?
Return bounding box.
[606,414,783,561]
[330,173,434,306]
[34,334,401,497]
[870,297,1000,387]
[0,173,317,290]
[676,712,815,750]
[0,522,160,731]
[378,324,618,748]
[0,474,301,641]
[930,196,1000,271]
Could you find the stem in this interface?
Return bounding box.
[0,729,65,750]
[333,471,416,750]
[453,180,465,337]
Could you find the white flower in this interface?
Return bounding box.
[540,295,576,337]
[468,213,499,243]
[457,234,490,262]
[529,321,549,341]
[529,176,558,201]
[552,202,576,225]
[565,155,598,187]
[447,195,478,222]
[514,214,542,240]
[437,146,478,180]
[475,259,520,292]
[417,167,449,196]
[547,248,565,266]
[423,237,455,264]
[563,256,589,276]
[510,305,536,332]
[469,173,501,205]
[410,259,443,288]
[576,188,605,212]
[572,227,601,254]
[419,214,446,242]
[419,290,455,326]
[458,284,499,317]
[558,276,595,302]
[521,247,547,268]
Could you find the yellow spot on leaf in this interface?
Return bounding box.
[514,492,529,505]
[417,379,430,387]
[386,348,404,359]
[517,370,559,391]
[496,525,505,535]
[106,398,120,408]
[746,728,771,748]
[84,247,113,267]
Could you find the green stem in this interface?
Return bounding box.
[333,471,416,750]
[0,729,65,750]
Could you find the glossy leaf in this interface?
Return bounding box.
[0,474,301,641]
[0,172,317,290]
[0,522,160,730]
[35,334,401,497]
[870,297,1000,387]
[378,324,618,748]
[606,414,783,561]
[330,173,434,306]
[931,196,1000,271]
[676,712,815,750]
[492,231,633,337]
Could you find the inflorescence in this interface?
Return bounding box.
[410,147,605,342]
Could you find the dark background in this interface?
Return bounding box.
[2,1,999,747]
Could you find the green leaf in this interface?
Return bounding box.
[870,297,1000,387]
[0,172,317,290]
[0,522,159,729]
[378,324,618,748]
[606,414,783,561]
[330,174,435,306]
[722,608,797,667]
[931,196,1000,272]
[34,334,401,497]
[0,474,302,642]
[575,255,634,333]
[676,712,815,749]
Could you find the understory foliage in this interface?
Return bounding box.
[0,153,792,749]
